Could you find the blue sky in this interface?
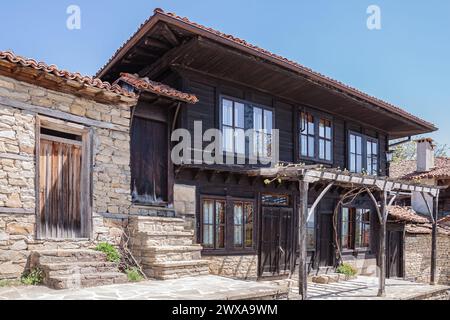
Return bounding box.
[1,1,449,145]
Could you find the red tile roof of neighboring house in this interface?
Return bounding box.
[405,223,450,235]
[96,8,435,131]
[388,206,430,224]
[390,157,450,180]
[117,73,198,104]
[0,50,196,104]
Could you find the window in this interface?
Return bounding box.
[300,112,315,158]
[233,201,254,248]
[299,111,333,161]
[341,208,370,250]
[306,207,315,251]
[201,197,254,251]
[202,199,226,249]
[349,132,379,175]
[221,97,273,158]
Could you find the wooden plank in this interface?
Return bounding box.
[0,96,128,132]
[378,191,387,297]
[40,134,82,147]
[298,180,309,299]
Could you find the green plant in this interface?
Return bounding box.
[0,279,22,287]
[20,268,43,285]
[95,242,121,262]
[336,263,357,276]
[125,267,144,282]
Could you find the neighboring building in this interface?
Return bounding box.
[390,138,450,218]
[0,8,441,289]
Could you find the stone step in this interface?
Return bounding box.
[145,259,210,280]
[30,249,107,265]
[46,272,127,290]
[131,237,194,247]
[40,261,120,277]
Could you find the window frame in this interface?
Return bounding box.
[200,195,256,255]
[348,131,379,175]
[219,95,274,161]
[298,109,334,164]
[340,207,371,253]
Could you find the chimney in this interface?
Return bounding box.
[416,138,435,172]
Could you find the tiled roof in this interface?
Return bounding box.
[0,50,136,99]
[405,223,450,235]
[388,206,430,224]
[96,8,435,131]
[390,157,450,180]
[117,73,198,104]
[0,50,196,104]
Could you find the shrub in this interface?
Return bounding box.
[95,242,121,262]
[336,263,358,276]
[21,268,43,285]
[125,267,144,282]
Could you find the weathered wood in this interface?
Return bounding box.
[0,96,128,132]
[378,191,387,297]
[298,180,309,300]
[431,194,439,285]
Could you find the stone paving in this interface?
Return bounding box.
[0,275,447,300]
[0,275,287,300]
[304,276,449,300]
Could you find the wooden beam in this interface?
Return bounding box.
[0,96,129,132]
[161,23,180,46]
[378,191,387,297]
[307,182,334,222]
[431,194,439,285]
[144,37,172,50]
[298,179,309,300]
[138,37,199,79]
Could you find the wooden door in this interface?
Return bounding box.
[259,207,294,277]
[318,214,334,267]
[131,117,168,205]
[386,230,403,278]
[39,134,88,239]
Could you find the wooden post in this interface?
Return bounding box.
[378,191,387,297]
[298,179,309,300]
[430,194,439,285]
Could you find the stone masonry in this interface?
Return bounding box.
[0,74,133,279]
[404,233,450,285]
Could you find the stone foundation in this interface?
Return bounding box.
[204,255,258,280]
[341,254,378,276]
[404,233,450,285]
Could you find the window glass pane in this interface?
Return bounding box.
[235,128,245,155]
[325,124,332,139]
[341,208,349,249]
[350,154,356,172]
[235,102,245,128]
[350,135,355,153]
[356,155,362,173]
[244,203,253,247]
[307,207,315,250]
[253,107,263,130]
[367,141,372,156]
[264,110,273,134]
[234,203,243,247]
[203,200,213,224]
[319,121,325,138]
[319,139,325,159]
[264,133,272,157]
[308,136,315,157]
[203,225,213,247]
[356,136,362,154]
[373,159,378,174]
[222,126,234,152]
[326,141,332,161]
[222,99,233,126]
[261,194,290,206]
[301,135,307,156]
[216,201,226,248]
[372,141,378,155]
[307,117,314,134]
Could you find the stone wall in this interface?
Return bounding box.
[0,74,132,279]
[404,233,450,285]
[204,255,258,280]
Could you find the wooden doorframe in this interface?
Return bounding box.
[35,116,93,240]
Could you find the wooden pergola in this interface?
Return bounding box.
[252,165,443,300]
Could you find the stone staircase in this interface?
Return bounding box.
[29,249,127,289]
[128,216,210,280]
